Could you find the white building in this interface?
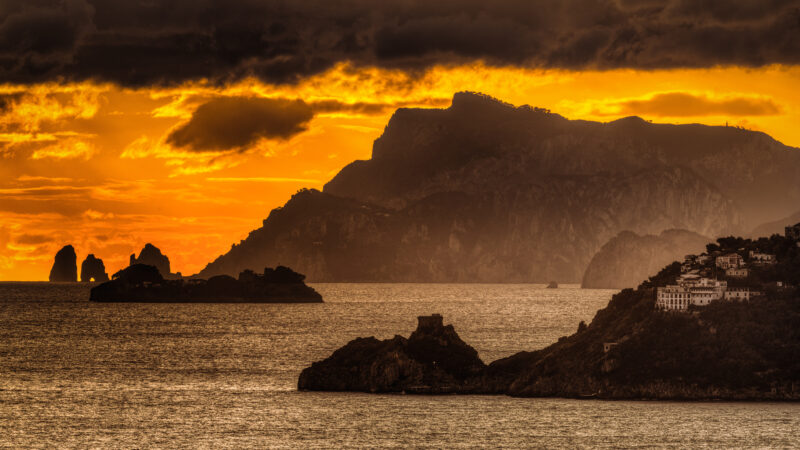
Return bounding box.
[716,253,744,269]
[656,285,691,311]
[725,267,749,278]
[724,288,762,301]
[656,278,728,311]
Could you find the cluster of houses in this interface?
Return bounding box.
[657,222,800,312]
[657,251,769,311]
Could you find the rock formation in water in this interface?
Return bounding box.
[300,232,800,400]
[130,243,178,279]
[80,254,109,282]
[581,229,710,289]
[200,92,800,282]
[298,314,485,393]
[92,264,321,303]
[48,245,77,282]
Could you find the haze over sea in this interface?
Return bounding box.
[1,283,798,448]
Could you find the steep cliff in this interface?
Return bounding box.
[581,229,710,289]
[200,92,800,282]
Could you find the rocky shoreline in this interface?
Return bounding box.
[299,313,800,400]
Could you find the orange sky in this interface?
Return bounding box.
[2,63,800,280]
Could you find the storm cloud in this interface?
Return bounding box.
[166,97,313,152]
[1,0,800,86]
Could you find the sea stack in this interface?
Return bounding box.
[80,254,109,282]
[49,245,78,282]
[130,243,173,278]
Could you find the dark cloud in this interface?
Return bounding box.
[613,92,782,116]
[166,97,314,152]
[1,0,799,86]
[0,92,24,113]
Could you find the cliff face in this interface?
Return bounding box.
[326,92,800,226]
[200,92,800,282]
[581,229,710,289]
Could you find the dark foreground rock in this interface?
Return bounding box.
[80,254,109,282]
[298,314,486,393]
[299,232,800,400]
[91,264,322,303]
[49,245,77,282]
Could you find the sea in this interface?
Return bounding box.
[1,282,798,448]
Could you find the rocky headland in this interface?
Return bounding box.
[299,229,800,400]
[200,92,800,283]
[581,229,709,289]
[91,264,322,303]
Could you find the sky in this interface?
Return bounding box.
[2,0,800,280]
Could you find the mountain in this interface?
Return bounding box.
[581,229,710,289]
[200,92,800,282]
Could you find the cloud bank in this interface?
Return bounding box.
[611,92,783,117]
[166,97,313,152]
[2,0,799,86]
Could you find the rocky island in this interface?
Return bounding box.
[200,92,800,284]
[299,226,800,400]
[49,245,78,282]
[90,264,322,303]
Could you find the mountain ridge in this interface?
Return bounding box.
[199,92,800,282]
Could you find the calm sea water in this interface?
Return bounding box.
[1,282,798,448]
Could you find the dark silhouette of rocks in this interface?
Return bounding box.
[91,264,321,303]
[298,314,485,393]
[48,245,77,282]
[130,243,179,279]
[581,229,710,289]
[80,254,109,282]
[200,92,800,283]
[300,231,800,400]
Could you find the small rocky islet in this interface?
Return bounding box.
[90,264,322,303]
[299,226,800,400]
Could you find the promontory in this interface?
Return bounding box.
[299,225,800,400]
